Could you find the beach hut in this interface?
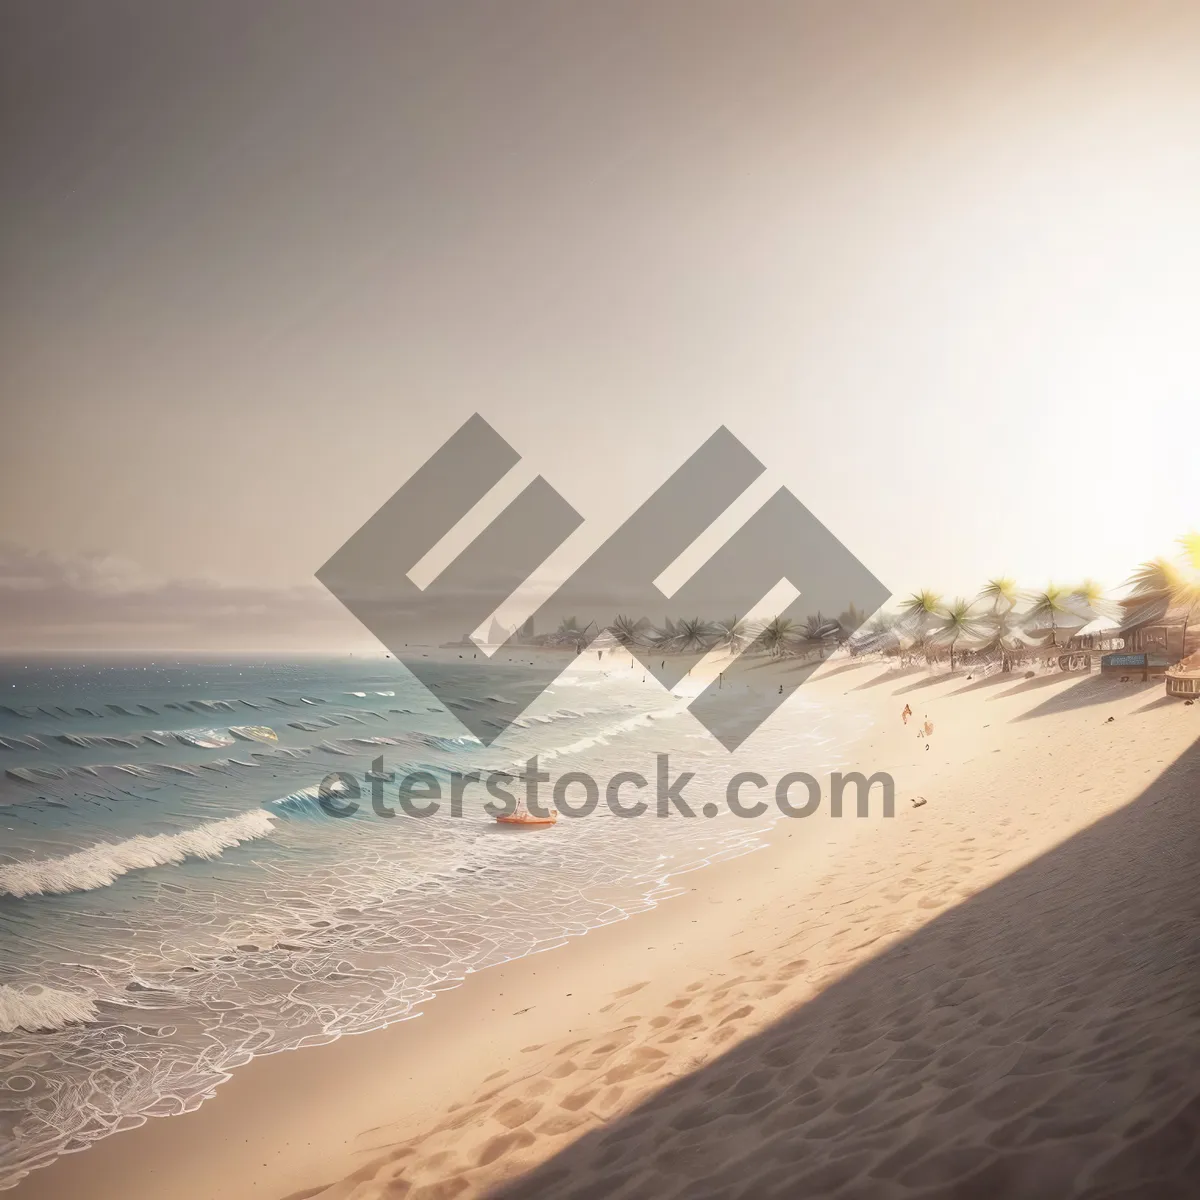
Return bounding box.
[1054,616,1124,671]
[1118,597,1200,662]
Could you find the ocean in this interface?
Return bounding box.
[0,653,868,1189]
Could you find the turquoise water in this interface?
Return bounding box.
[0,654,867,1188]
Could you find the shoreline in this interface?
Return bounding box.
[12,658,1199,1198]
[8,656,892,1199]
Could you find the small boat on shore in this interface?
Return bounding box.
[495,801,558,826]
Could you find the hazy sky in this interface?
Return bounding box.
[3,1,1199,648]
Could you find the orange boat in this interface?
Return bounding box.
[495,804,558,826]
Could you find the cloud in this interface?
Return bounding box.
[0,542,362,651]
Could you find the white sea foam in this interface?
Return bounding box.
[0,810,277,898]
[0,984,99,1033]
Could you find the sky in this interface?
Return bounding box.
[3,1,1199,650]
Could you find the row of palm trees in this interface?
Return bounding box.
[537,609,858,660]
[529,535,1200,669]
[871,579,1116,670]
[867,533,1200,670]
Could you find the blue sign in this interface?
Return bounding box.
[1103,653,1146,668]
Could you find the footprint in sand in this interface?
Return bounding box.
[719,1004,755,1027]
[535,1111,590,1138]
[558,1087,598,1112]
[603,1049,667,1084]
[491,1098,543,1130]
[477,1127,536,1166]
[614,981,649,998]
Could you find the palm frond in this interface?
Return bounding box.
[608,614,651,647]
[977,577,1019,612]
[758,615,800,658]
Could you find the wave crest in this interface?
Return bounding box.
[0,810,277,899]
[0,984,98,1033]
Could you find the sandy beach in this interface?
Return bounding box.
[9,2,1200,1196]
[12,657,1200,1200]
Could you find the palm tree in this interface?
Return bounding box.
[710,616,756,656]
[897,589,943,634]
[976,605,1029,672]
[897,590,944,663]
[1125,556,1179,603]
[672,617,717,655]
[1073,578,1120,622]
[1122,556,1177,653]
[800,612,842,660]
[646,617,714,655]
[931,597,986,671]
[646,617,680,653]
[847,610,899,657]
[974,578,1024,670]
[759,615,799,658]
[552,616,595,649]
[608,614,650,648]
[1025,584,1081,648]
[978,577,1019,613]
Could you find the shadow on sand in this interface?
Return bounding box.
[987,672,1080,701]
[496,738,1200,1200]
[812,659,879,681]
[1134,694,1188,715]
[1011,677,1161,722]
[946,672,1018,698]
[850,665,927,691]
[893,672,968,696]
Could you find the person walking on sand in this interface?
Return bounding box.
[902,703,913,725]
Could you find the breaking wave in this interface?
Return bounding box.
[0,984,99,1034]
[0,810,277,899]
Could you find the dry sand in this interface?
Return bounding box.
[14,659,1200,1200]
